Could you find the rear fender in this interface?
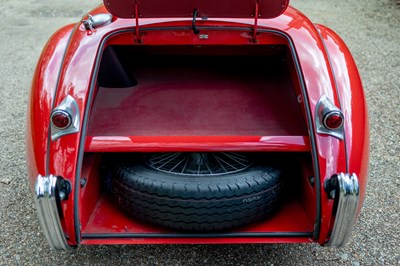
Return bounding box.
[26,23,77,248]
[47,5,111,245]
[26,24,76,191]
[316,24,369,243]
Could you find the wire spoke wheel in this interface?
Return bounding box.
[144,152,253,176]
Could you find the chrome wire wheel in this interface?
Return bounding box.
[144,152,253,176]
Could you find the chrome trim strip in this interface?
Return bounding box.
[326,173,359,247]
[315,95,344,139]
[34,175,73,250]
[51,95,80,141]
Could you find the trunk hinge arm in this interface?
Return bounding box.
[192,9,200,35]
[134,1,142,43]
[252,0,259,43]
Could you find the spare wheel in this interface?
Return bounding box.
[111,152,283,231]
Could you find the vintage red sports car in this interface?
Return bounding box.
[26,0,369,250]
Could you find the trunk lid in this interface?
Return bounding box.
[103,0,290,19]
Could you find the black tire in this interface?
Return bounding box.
[111,162,283,231]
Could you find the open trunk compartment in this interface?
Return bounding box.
[85,44,309,153]
[80,42,316,243]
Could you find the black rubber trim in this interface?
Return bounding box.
[82,232,313,239]
[73,25,322,243]
[251,28,322,239]
[45,22,80,176]
[314,24,349,173]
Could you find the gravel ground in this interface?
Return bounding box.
[0,0,399,265]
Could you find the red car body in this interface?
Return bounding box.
[26,0,368,250]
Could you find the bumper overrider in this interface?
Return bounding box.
[34,175,73,250]
[325,173,360,247]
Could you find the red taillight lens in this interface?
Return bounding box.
[51,110,72,129]
[323,111,344,130]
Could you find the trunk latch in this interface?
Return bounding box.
[81,13,112,32]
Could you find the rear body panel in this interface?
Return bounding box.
[27,4,368,247]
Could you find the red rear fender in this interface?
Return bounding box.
[316,24,369,216]
[26,24,76,191]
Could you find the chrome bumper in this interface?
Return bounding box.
[34,175,73,250]
[326,173,360,247]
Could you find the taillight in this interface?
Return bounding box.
[51,110,72,130]
[50,95,80,141]
[323,111,344,130]
[315,96,344,139]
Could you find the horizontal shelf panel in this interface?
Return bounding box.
[84,135,310,152]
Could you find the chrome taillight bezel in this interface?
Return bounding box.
[315,95,344,139]
[50,95,80,141]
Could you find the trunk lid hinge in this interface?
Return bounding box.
[134,1,142,43]
[192,8,200,35]
[252,0,259,43]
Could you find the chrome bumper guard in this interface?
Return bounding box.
[34,175,73,250]
[326,173,360,247]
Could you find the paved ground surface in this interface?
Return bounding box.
[0,0,399,265]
